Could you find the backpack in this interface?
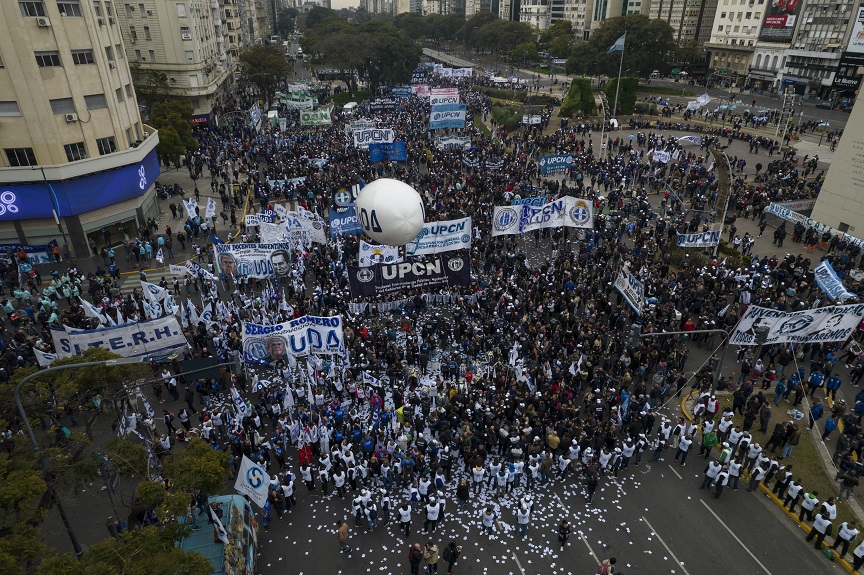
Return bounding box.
[442,546,453,562]
[597,560,612,575]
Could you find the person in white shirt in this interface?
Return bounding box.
[423,498,442,533]
[833,520,859,558]
[397,502,412,537]
[799,491,820,523]
[480,507,497,535]
[852,538,864,572]
[713,467,730,499]
[784,479,804,512]
[727,458,743,491]
[516,505,531,539]
[701,460,722,489]
[805,512,833,549]
[821,497,838,520]
[674,436,692,466]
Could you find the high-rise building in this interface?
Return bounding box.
[520,0,551,30]
[704,0,766,86]
[115,1,234,124]
[0,0,160,257]
[650,0,717,48]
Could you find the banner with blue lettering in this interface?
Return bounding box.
[368,142,407,162]
[212,243,294,279]
[329,205,363,239]
[538,154,573,176]
[392,86,413,99]
[406,217,472,256]
[511,196,548,207]
[50,315,188,359]
[242,315,345,363]
[731,304,864,345]
[614,267,645,315]
[491,196,594,236]
[814,260,857,302]
[429,104,467,130]
[676,230,721,248]
[411,70,428,84]
[0,241,57,264]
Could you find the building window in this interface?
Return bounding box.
[125,84,132,97]
[5,148,37,166]
[138,2,144,13]
[92,0,102,15]
[64,142,88,162]
[176,2,186,16]
[104,0,112,15]
[130,25,137,39]
[115,87,124,102]
[185,50,194,62]
[124,3,132,16]
[35,51,62,67]
[718,25,723,30]
[148,49,155,61]
[57,0,82,16]
[116,44,124,59]
[49,97,75,114]
[19,1,46,17]
[144,26,151,40]
[96,136,117,155]
[0,102,22,117]
[135,49,142,60]
[188,73,198,87]
[84,93,107,109]
[105,46,115,62]
[71,49,95,65]
[180,26,191,40]
[134,123,141,140]
[126,127,133,145]
[0,54,4,68]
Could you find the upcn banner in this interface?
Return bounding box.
[51,316,188,359]
[491,196,594,236]
[405,217,472,256]
[242,315,345,364]
[538,154,573,175]
[212,243,294,279]
[759,0,801,42]
[348,254,471,298]
[329,206,363,238]
[0,148,159,220]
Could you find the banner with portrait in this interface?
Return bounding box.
[614,267,645,316]
[730,304,864,345]
[242,315,345,364]
[212,243,294,279]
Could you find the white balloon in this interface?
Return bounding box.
[354,178,426,246]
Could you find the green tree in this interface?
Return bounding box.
[393,12,427,39]
[359,21,422,92]
[461,11,499,49]
[276,7,298,36]
[425,13,464,45]
[511,42,539,65]
[304,5,338,31]
[565,15,676,79]
[604,76,639,115]
[162,439,229,498]
[129,63,171,102]
[0,435,49,575]
[239,45,289,99]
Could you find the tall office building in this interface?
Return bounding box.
[0,0,160,257]
[704,0,766,85]
[116,0,234,124]
[520,0,550,30]
[650,0,717,47]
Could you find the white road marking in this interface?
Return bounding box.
[641,516,692,575]
[668,464,683,480]
[700,500,775,575]
[581,533,600,562]
[512,552,527,575]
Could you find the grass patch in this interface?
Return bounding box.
[473,114,491,138]
[638,85,698,97]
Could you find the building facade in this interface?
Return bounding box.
[650,0,718,47]
[116,0,234,123]
[0,0,161,257]
[520,0,551,30]
[704,0,767,85]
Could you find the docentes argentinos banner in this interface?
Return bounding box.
[405,217,472,256]
[676,230,721,248]
[359,241,401,267]
[213,243,294,279]
[51,316,188,359]
[242,315,345,364]
[730,304,864,345]
[813,260,857,302]
[538,154,573,176]
[491,196,594,236]
[348,254,471,298]
[614,267,644,316]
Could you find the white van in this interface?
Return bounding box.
[343,102,359,116]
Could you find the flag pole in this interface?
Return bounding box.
[612,35,625,118]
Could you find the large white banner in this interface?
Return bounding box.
[491,197,594,236]
[406,217,472,256]
[213,243,293,279]
[767,203,864,248]
[50,316,188,359]
[730,304,864,345]
[614,267,644,316]
[430,88,460,105]
[353,128,395,148]
[259,217,326,245]
[359,241,401,267]
[235,455,269,508]
[242,315,345,363]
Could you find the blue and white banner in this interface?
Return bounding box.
[363,372,382,388]
[392,85,413,99]
[652,150,671,164]
[429,88,460,105]
[368,141,407,162]
[767,203,864,248]
[731,304,864,345]
[678,135,703,146]
[814,260,857,302]
[614,267,644,316]
[235,455,268,508]
[212,243,294,279]
[406,217,472,256]
[329,205,363,238]
[353,128,395,148]
[185,259,217,281]
[267,176,307,189]
[0,242,56,265]
[491,196,594,236]
[434,136,471,150]
[676,230,721,248]
[429,104,467,130]
[538,154,573,175]
[512,196,548,207]
[50,315,188,359]
[359,241,401,267]
[242,315,345,363]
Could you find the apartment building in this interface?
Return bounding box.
[520,0,551,30]
[650,0,717,47]
[704,0,766,85]
[0,0,160,256]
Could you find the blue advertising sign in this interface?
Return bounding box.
[368,142,407,162]
[329,205,363,239]
[0,149,160,220]
[538,154,573,176]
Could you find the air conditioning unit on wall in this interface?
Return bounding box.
[36,16,51,27]
[65,113,79,122]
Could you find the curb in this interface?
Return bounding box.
[681,392,856,572]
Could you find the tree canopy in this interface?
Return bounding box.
[566,15,676,79]
[238,45,290,99]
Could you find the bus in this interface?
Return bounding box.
[180,495,258,575]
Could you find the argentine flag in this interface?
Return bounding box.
[608,33,626,53]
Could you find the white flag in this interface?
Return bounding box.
[230,386,251,418]
[283,378,295,410]
[206,197,217,219]
[234,455,269,508]
[156,248,164,264]
[208,504,229,544]
[34,348,57,367]
[78,296,109,326]
[183,198,198,219]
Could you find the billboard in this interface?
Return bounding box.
[0,149,160,220]
[832,51,864,93]
[759,0,802,42]
[847,7,864,53]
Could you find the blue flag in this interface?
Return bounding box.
[209,233,224,244]
[608,33,626,53]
